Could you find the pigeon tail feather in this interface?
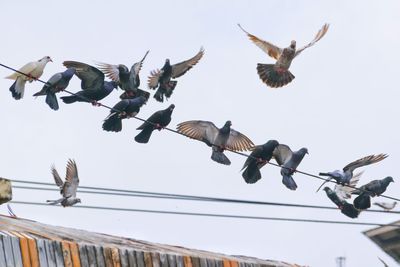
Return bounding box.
[134,127,154,143]
[211,150,231,165]
[45,92,59,110]
[242,166,262,184]
[102,113,123,132]
[60,95,78,104]
[282,174,298,190]
[10,78,26,100]
[354,194,371,210]
[341,203,360,218]
[164,80,178,98]
[257,64,295,88]
[154,89,164,102]
[46,198,63,205]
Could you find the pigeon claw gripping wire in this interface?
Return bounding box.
[91,100,101,107]
[155,123,164,130]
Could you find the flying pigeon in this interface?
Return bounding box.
[353,176,395,210]
[241,140,280,184]
[148,47,204,102]
[61,61,118,105]
[135,104,175,143]
[32,68,76,110]
[102,96,147,132]
[272,144,308,190]
[96,51,151,100]
[332,171,363,200]
[316,154,387,192]
[5,56,53,100]
[323,187,360,219]
[373,201,397,211]
[238,23,329,88]
[176,120,254,165]
[47,159,81,207]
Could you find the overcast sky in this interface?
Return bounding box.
[1,1,400,266]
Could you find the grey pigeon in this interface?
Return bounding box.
[47,159,81,207]
[353,176,395,210]
[135,104,175,143]
[241,140,280,184]
[96,51,151,100]
[6,56,53,100]
[177,120,254,165]
[238,23,329,88]
[272,144,308,190]
[102,96,147,132]
[374,201,397,211]
[316,154,387,192]
[61,61,118,105]
[323,187,360,218]
[33,68,76,110]
[148,47,204,102]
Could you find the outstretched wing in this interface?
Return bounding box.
[226,129,254,151]
[238,24,283,60]
[63,61,104,90]
[272,144,293,166]
[171,47,204,78]
[147,69,164,89]
[95,62,121,83]
[334,171,363,200]
[130,50,149,88]
[62,159,79,198]
[51,165,64,189]
[176,120,219,145]
[343,154,387,173]
[294,23,329,57]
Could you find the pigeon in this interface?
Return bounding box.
[61,61,118,105]
[32,68,76,110]
[238,23,329,88]
[177,120,254,165]
[316,154,387,192]
[148,47,204,102]
[323,187,360,218]
[374,201,397,211]
[102,96,147,132]
[96,51,151,100]
[333,171,363,200]
[5,56,53,100]
[272,144,308,190]
[135,104,175,143]
[47,159,81,207]
[353,176,395,210]
[241,140,280,184]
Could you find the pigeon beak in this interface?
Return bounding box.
[49,58,53,62]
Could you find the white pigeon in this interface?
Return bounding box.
[333,171,363,200]
[373,201,397,211]
[5,56,52,100]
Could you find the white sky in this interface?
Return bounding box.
[1,1,400,266]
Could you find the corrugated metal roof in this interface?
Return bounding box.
[0,215,304,267]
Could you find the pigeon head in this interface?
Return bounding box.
[166,59,170,64]
[168,104,175,111]
[323,187,331,193]
[40,56,53,63]
[225,120,232,127]
[64,68,76,78]
[290,40,296,49]
[385,176,395,183]
[74,198,81,204]
[263,140,279,150]
[299,147,309,155]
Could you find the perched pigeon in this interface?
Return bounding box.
[5,56,52,100]
[47,159,81,207]
[241,140,280,184]
[238,23,329,88]
[135,104,175,143]
[353,176,395,210]
[102,96,147,132]
[148,47,204,102]
[374,201,397,211]
[61,61,118,105]
[323,187,360,219]
[33,68,76,110]
[272,144,308,190]
[316,154,387,192]
[96,51,151,100]
[177,120,254,165]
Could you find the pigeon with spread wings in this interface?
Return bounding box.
[47,159,81,207]
[272,144,308,190]
[316,154,387,192]
[96,51,150,100]
[177,120,254,165]
[148,47,204,102]
[61,61,118,105]
[238,23,329,88]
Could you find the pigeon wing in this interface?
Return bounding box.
[272,144,293,166]
[51,165,64,189]
[238,24,283,60]
[63,159,79,198]
[295,23,330,57]
[130,50,149,87]
[171,47,204,78]
[6,61,38,80]
[148,69,164,89]
[226,129,254,152]
[177,120,219,145]
[95,62,121,83]
[334,171,363,200]
[63,61,104,90]
[343,154,387,173]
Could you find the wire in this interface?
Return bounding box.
[11,181,400,214]
[1,62,399,202]
[8,200,400,228]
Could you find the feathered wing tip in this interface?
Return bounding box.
[353,194,371,210]
[102,113,123,132]
[257,64,295,88]
[211,150,231,165]
[282,175,298,190]
[242,166,262,184]
[134,127,154,144]
[340,203,360,219]
[153,81,178,102]
[60,95,78,104]
[45,92,59,111]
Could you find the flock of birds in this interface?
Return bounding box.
[3,23,396,218]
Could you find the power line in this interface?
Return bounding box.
[1,62,399,202]
[8,200,400,228]
[11,181,400,214]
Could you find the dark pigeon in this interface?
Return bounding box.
[323,187,360,219]
[102,96,147,132]
[353,176,395,210]
[135,104,175,144]
[61,61,118,105]
[148,47,204,102]
[33,68,76,110]
[241,140,280,184]
[177,120,254,165]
